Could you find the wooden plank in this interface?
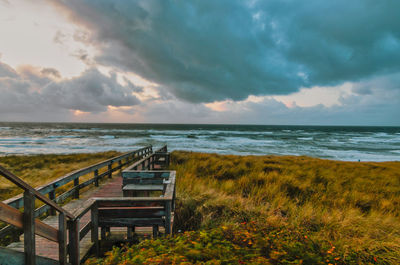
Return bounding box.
[79,221,92,241]
[54,187,77,205]
[94,170,99,187]
[98,218,164,227]
[0,201,59,242]
[68,219,80,265]
[70,198,96,219]
[164,171,176,198]
[123,155,154,171]
[122,171,170,178]
[0,166,74,219]
[122,184,164,191]
[165,201,172,235]
[108,164,112,178]
[58,212,67,265]
[24,191,35,265]
[48,190,56,216]
[91,205,99,256]
[98,208,165,218]
[123,178,165,185]
[73,177,79,199]
[79,178,95,190]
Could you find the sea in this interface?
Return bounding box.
[0,122,399,162]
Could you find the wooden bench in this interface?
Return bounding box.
[122,184,164,197]
[96,198,173,238]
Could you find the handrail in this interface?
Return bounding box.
[3,145,153,209]
[0,166,75,219]
[0,144,169,265]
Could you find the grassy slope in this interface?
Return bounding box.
[1,151,400,264]
[171,152,400,263]
[0,151,121,201]
[87,151,400,265]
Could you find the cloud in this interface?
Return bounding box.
[0,61,141,120]
[49,0,400,103]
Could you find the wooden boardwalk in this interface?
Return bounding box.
[0,145,173,264]
[7,175,125,261]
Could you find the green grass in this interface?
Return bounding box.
[88,151,400,264]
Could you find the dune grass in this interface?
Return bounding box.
[2,151,400,264]
[87,151,400,265]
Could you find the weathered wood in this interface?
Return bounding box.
[55,187,77,205]
[98,207,165,218]
[68,219,80,265]
[94,170,99,187]
[0,202,58,242]
[123,184,164,197]
[108,164,112,179]
[70,198,96,219]
[100,227,106,240]
[153,225,158,238]
[122,184,164,191]
[73,177,79,199]
[23,190,35,265]
[123,171,170,179]
[0,166,74,219]
[91,205,99,256]
[48,190,56,216]
[95,197,171,208]
[58,212,67,265]
[165,201,172,235]
[118,160,123,173]
[79,178,95,190]
[79,221,92,241]
[98,218,164,227]
[127,226,134,240]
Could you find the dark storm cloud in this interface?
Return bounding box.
[0,61,141,117]
[49,0,400,103]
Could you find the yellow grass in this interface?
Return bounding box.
[172,151,400,263]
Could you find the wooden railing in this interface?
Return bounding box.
[59,145,174,264]
[0,145,153,265]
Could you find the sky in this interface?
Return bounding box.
[0,0,399,125]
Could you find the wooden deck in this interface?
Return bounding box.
[0,145,173,264]
[7,175,125,261]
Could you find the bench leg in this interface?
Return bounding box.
[152,225,158,238]
[127,226,135,240]
[101,227,107,240]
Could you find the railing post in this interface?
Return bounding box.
[119,160,122,174]
[74,177,79,199]
[58,212,67,265]
[94,169,99,187]
[108,163,112,179]
[68,219,80,265]
[23,190,36,265]
[48,190,56,216]
[91,203,99,256]
[165,200,172,235]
